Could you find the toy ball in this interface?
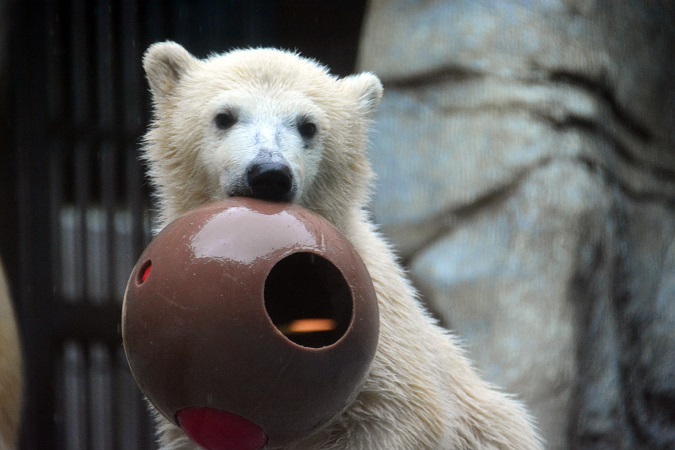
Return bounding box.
[122,198,379,450]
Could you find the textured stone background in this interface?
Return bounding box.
[357,1,675,448]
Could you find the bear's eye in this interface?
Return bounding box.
[297,118,317,139]
[214,111,237,130]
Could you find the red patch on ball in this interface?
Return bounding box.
[177,407,268,450]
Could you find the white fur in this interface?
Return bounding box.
[142,41,543,450]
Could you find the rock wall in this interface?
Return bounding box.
[357,1,675,448]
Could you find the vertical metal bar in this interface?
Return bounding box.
[95,0,114,132]
[69,0,90,306]
[121,0,148,258]
[73,146,89,302]
[50,142,64,296]
[172,0,190,49]
[107,0,123,449]
[68,1,92,447]
[92,3,118,447]
[141,0,167,45]
[48,0,66,307]
[54,343,66,448]
[69,0,91,127]
[121,0,142,138]
[120,2,156,448]
[89,343,113,450]
[63,341,87,450]
[11,0,57,447]
[96,0,116,306]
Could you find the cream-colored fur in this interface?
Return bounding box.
[142,41,543,450]
[0,261,22,450]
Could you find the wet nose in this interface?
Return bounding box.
[246,161,295,202]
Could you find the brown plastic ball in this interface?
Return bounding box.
[122,198,379,450]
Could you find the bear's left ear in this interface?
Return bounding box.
[340,73,383,119]
[143,41,198,101]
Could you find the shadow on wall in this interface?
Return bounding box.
[357,1,675,449]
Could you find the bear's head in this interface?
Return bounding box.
[142,41,383,232]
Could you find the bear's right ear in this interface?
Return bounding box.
[143,41,197,100]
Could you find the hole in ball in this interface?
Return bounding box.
[137,260,152,285]
[264,252,352,348]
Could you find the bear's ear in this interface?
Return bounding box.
[340,73,383,119]
[143,41,197,100]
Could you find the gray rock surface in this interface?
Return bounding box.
[358,1,675,448]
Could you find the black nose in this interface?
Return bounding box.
[246,161,295,202]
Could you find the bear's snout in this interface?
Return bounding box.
[246,161,295,202]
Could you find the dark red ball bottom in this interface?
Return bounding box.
[177,407,268,450]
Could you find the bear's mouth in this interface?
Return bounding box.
[228,184,297,204]
[228,190,297,204]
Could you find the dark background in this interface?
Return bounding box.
[2,1,367,448]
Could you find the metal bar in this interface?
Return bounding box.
[10,1,57,447]
[47,0,67,304]
[69,0,91,128]
[122,0,150,261]
[121,0,142,138]
[62,340,87,450]
[89,342,113,450]
[69,0,91,309]
[96,0,117,305]
[88,0,126,406]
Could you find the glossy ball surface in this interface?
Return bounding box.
[122,198,379,448]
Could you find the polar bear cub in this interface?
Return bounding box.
[141,41,543,450]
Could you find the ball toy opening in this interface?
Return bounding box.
[264,252,352,348]
[137,260,152,285]
[122,198,379,449]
